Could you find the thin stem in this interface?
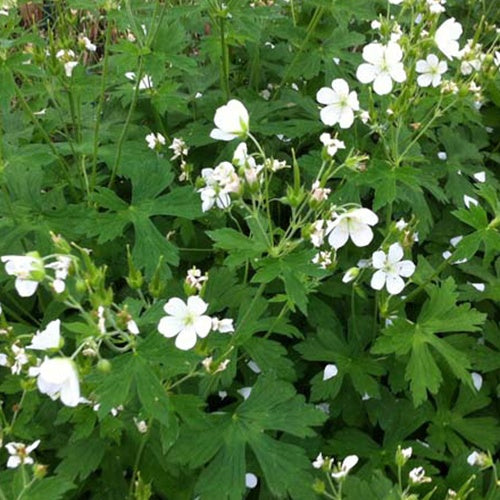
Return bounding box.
[91,18,112,193]
[108,57,144,188]
[219,15,230,100]
[128,421,152,500]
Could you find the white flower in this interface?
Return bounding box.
[36,357,80,407]
[437,151,447,160]
[326,208,379,250]
[127,320,140,335]
[310,220,326,248]
[435,18,462,60]
[206,162,241,193]
[158,296,212,350]
[211,317,234,333]
[409,466,432,484]
[199,186,230,212]
[145,132,166,150]
[80,36,96,52]
[125,72,153,89]
[56,49,75,60]
[45,255,72,293]
[139,75,153,90]
[185,266,208,292]
[11,344,28,375]
[342,267,359,283]
[5,440,40,469]
[427,0,446,14]
[64,61,78,77]
[467,451,488,467]
[169,137,188,159]
[389,0,403,4]
[312,452,328,469]
[210,99,249,141]
[471,372,483,391]
[312,251,332,270]
[402,447,413,459]
[331,455,359,480]
[134,418,148,434]
[416,54,447,87]
[319,133,345,157]
[323,364,338,381]
[370,243,415,295]
[311,181,331,202]
[1,254,44,297]
[356,42,407,95]
[316,79,359,128]
[27,319,61,350]
[198,162,241,212]
[395,219,408,231]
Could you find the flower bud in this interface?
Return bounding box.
[97,359,112,373]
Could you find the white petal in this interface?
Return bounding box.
[342,455,359,472]
[320,105,341,126]
[331,78,349,96]
[323,364,338,381]
[396,260,416,277]
[164,297,187,317]
[349,221,374,247]
[187,295,208,316]
[338,107,355,129]
[372,250,387,269]
[352,208,378,226]
[385,43,403,63]
[471,372,482,391]
[194,315,212,338]
[417,74,433,87]
[347,92,360,110]
[175,327,198,350]
[328,223,349,249]
[356,63,377,84]
[370,270,386,291]
[389,63,406,83]
[245,473,258,489]
[316,87,336,105]
[60,371,80,407]
[387,243,403,264]
[7,456,21,468]
[473,171,485,183]
[362,43,384,65]
[416,60,430,73]
[373,73,393,95]
[210,128,237,141]
[15,279,38,297]
[158,316,184,338]
[386,274,405,295]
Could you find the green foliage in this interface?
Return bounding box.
[0,0,498,499]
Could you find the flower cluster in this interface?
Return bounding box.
[1,253,72,297]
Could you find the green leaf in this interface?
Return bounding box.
[172,375,325,498]
[23,476,75,500]
[372,279,486,406]
[56,437,106,481]
[134,356,170,426]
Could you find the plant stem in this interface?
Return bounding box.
[108,57,144,188]
[219,15,231,100]
[91,18,112,193]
